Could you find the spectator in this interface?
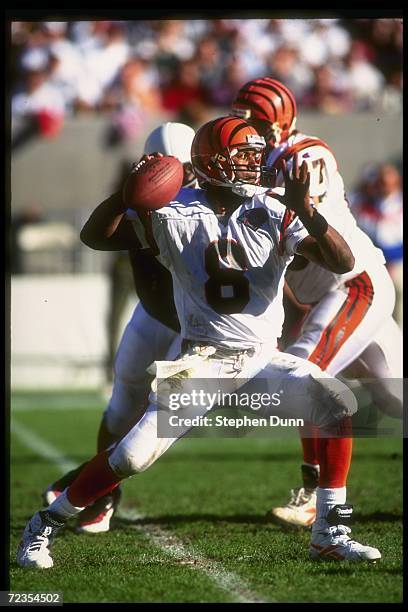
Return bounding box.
[101,58,161,146]
[300,19,351,68]
[195,36,224,93]
[350,163,403,323]
[369,19,403,81]
[76,22,131,111]
[222,22,269,80]
[204,56,248,108]
[338,40,385,110]
[160,58,208,124]
[301,65,352,114]
[12,49,66,148]
[43,21,85,113]
[266,44,313,100]
[379,68,403,113]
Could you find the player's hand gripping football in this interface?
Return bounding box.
[281,154,313,219]
[130,151,164,174]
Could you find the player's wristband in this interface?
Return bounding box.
[300,210,329,238]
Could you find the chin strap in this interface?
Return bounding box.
[232,183,270,198]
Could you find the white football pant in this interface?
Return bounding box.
[103,303,180,438]
[109,343,357,477]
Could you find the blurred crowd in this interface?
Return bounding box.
[10,18,402,145]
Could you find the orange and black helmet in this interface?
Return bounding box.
[191,116,269,196]
[231,77,297,146]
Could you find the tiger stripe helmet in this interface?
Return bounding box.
[191,116,272,198]
[231,77,297,147]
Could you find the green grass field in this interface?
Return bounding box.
[10,391,403,603]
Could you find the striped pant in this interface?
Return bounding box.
[285,264,401,379]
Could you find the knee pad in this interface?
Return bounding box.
[309,375,358,429]
[108,441,156,477]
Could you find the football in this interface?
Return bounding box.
[123,155,184,211]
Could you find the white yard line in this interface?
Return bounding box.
[115,508,266,603]
[11,420,77,474]
[11,419,268,604]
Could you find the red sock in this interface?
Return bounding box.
[67,450,122,507]
[316,418,353,488]
[299,423,320,465]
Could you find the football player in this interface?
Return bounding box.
[17,116,381,569]
[231,77,403,531]
[42,122,196,533]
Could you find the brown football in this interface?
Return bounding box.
[123,155,184,211]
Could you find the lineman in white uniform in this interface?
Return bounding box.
[17,116,381,569]
[231,77,403,529]
[43,122,196,533]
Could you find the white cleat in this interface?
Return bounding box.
[16,511,64,569]
[310,524,381,562]
[268,487,317,528]
[76,507,114,534]
[310,505,381,562]
[76,493,117,534]
[42,486,63,506]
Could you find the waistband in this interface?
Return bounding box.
[181,338,257,357]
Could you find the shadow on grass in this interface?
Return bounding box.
[352,512,402,523]
[112,513,305,529]
[11,507,402,540]
[11,450,402,468]
[311,565,402,575]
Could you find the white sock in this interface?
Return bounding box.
[47,488,85,520]
[315,486,346,523]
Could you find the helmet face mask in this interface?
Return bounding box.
[231,78,297,147]
[191,117,275,198]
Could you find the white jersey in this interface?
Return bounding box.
[267,132,385,303]
[127,187,308,349]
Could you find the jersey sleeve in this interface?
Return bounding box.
[125,208,172,269]
[284,215,309,257]
[262,190,310,258]
[125,208,151,249]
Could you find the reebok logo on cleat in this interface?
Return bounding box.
[326,504,353,525]
[41,511,65,528]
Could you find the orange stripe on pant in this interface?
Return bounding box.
[309,272,374,371]
[301,272,374,488]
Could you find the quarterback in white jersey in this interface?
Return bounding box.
[231,77,402,532]
[17,116,382,570]
[42,122,196,534]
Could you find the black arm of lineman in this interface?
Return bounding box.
[296,228,355,274]
[80,190,136,251]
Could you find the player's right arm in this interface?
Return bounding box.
[80,191,136,251]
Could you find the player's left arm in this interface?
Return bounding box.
[281,155,355,274]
